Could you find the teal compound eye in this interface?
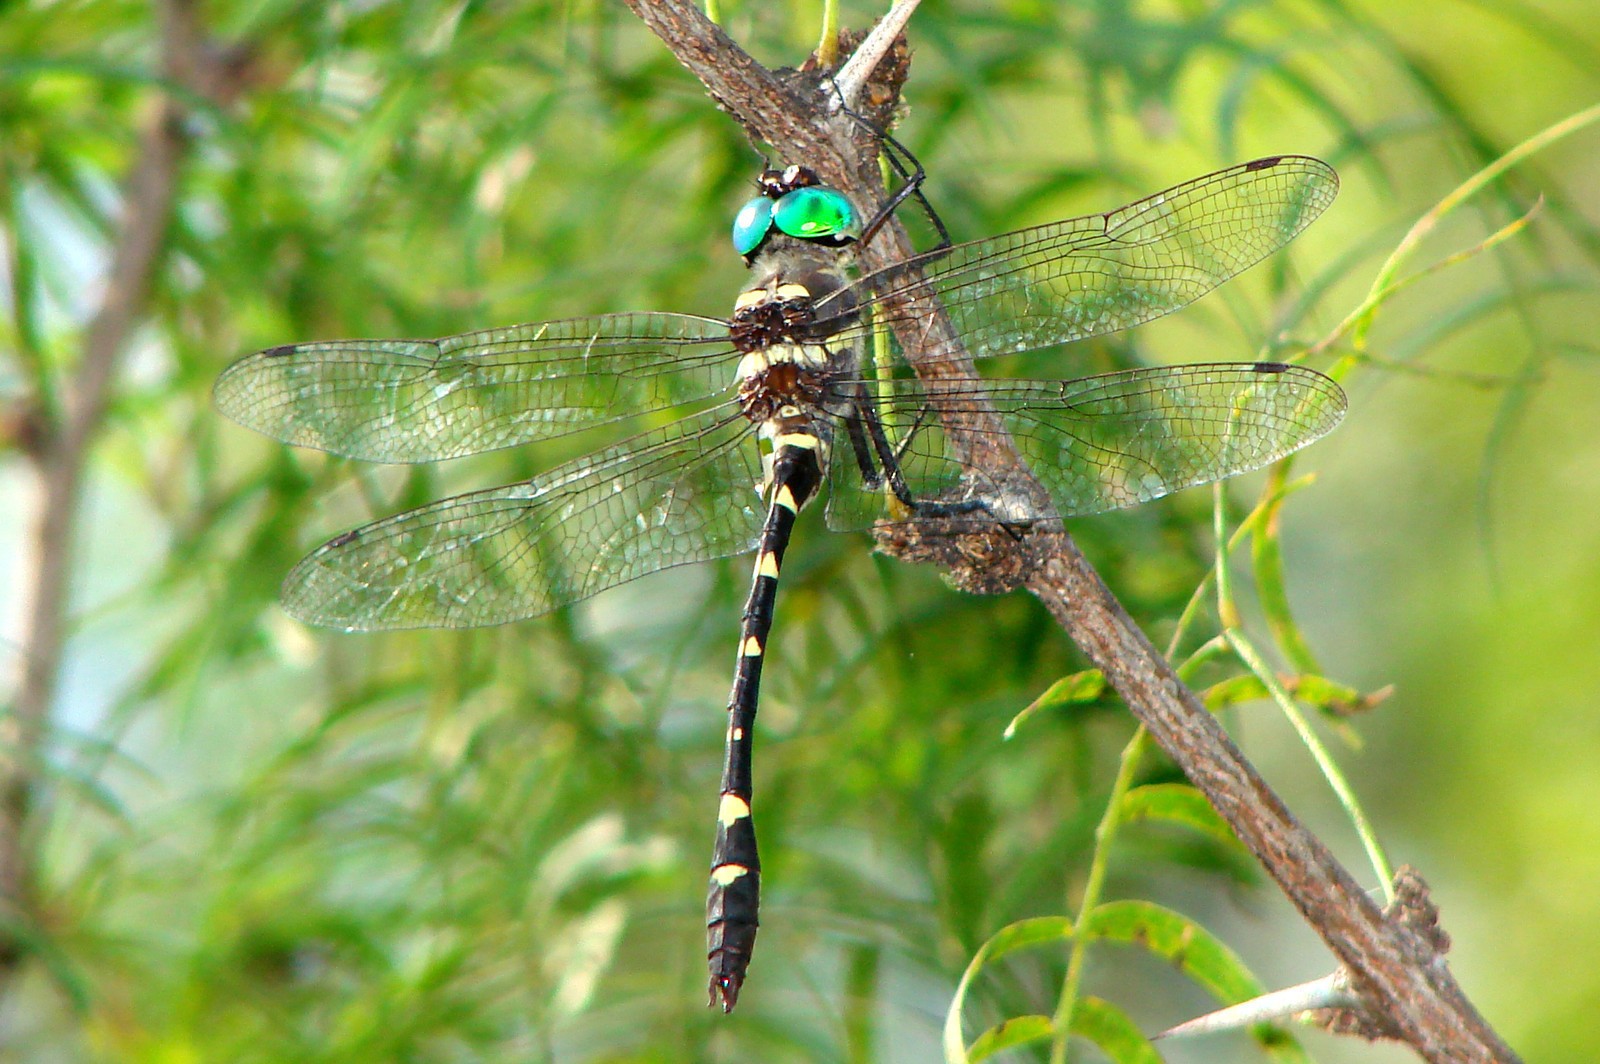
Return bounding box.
[732,196,775,256]
[772,187,860,244]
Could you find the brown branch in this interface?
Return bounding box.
[2,0,252,981]
[1027,539,1514,1061]
[622,1,1517,1059]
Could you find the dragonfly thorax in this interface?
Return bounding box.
[732,273,858,431]
[729,281,819,354]
[736,351,830,424]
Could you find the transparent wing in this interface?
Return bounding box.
[283,404,765,630]
[825,363,1346,531]
[819,156,1338,363]
[215,311,736,463]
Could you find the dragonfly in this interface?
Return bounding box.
[215,152,1345,1012]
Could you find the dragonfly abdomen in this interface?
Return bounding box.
[707,433,823,1012]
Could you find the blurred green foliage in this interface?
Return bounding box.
[2,0,1598,1061]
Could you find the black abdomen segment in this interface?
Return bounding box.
[706,438,823,1012]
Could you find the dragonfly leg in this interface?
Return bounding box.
[833,93,952,251]
[874,125,952,248]
[842,397,885,488]
[706,438,824,1012]
[837,380,921,510]
[869,399,1044,525]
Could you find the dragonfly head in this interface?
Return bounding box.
[733,165,861,261]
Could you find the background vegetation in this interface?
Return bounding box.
[2,0,1597,1060]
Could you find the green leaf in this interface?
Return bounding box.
[964,999,1162,1064]
[1005,670,1107,737]
[1119,783,1240,850]
[1204,672,1391,718]
[1073,996,1164,1064]
[965,1015,1053,1061]
[1203,673,1272,708]
[1087,900,1265,1003]
[945,917,1075,1063]
[1251,483,1322,674]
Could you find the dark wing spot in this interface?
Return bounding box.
[262,344,299,358]
[1245,155,1285,171]
[326,529,362,548]
[1251,361,1290,374]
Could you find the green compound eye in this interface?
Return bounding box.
[773,187,860,243]
[732,196,775,256]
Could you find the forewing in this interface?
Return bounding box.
[825,364,1346,530]
[215,312,735,463]
[282,404,765,629]
[820,156,1338,363]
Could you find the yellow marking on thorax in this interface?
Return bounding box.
[774,282,810,300]
[756,552,780,578]
[734,350,769,380]
[711,863,751,885]
[741,635,763,657]
[774,485,799,512]
[773,432,819,451]
[718,794,752,825]
[735,344,830,387]
[734,288,769,311]
[762,342,830,369]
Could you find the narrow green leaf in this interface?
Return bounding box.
[1073,996,1164,1064]
[1205,672,1390,718]
[945,917,1075,1063]
[1119,783,1239,850]
[1203,673,1270,708]
[1252,485,1322,673]
[962,997,1164,1064]
[1289,675,1393,718]
[966,1015,1053,1061]
[1086,900,1264,1003]
[1005,670,1107,737]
